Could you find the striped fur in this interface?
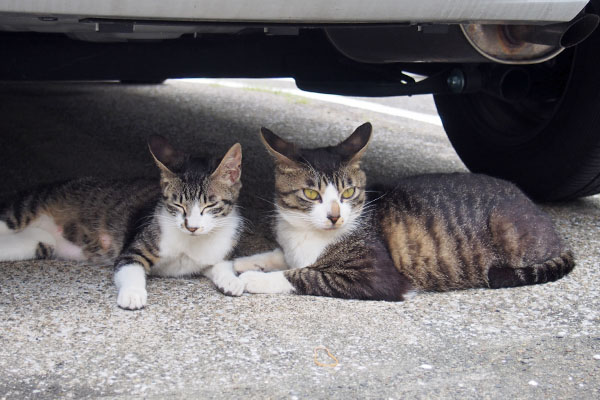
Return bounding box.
[488,251,575,288]
[35,242,54,260]
[240,123,575,301]
[0,136,244,308]
[377,173,574,292]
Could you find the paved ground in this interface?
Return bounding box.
[0,79,599,399]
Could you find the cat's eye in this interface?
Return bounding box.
[201,203,217,214]
[173,203,186,213]
[303,188,320,200]
[341,187,355,199]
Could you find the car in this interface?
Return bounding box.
[1,0,599,201]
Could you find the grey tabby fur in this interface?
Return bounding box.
[0,136,244,309]
[236,123,574,300]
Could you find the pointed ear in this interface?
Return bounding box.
[260,127,299,166]
[148,135,185,175]
[335,122,372,164]
[211,143,242,185]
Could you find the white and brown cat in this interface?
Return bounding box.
[0,136,245,309]
[234,123,574,300]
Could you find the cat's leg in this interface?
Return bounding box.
[233,248,288,274]
[114,242,158,310]
[1,192,59,261]
[114,264,147,310]
[0,221,56,261]
[203,260,245,296]
[240,239,413,300]
[240,263,412,301]
[239,270,295,295]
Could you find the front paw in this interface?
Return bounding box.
[214,275,245,297]
[239,271,294,294]
[117,287,147,310]
[233,258,265,274]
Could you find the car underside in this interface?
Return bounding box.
[1,0,600,201]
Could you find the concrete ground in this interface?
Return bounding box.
[0,79,598,399]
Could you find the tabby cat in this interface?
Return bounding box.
[234,123,574,300]
[0,136,245,309]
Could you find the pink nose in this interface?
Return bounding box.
[327,215,339,224]
[185,220,197,232]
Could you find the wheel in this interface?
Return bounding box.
[433,3,600,201]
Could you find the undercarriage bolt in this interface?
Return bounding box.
[447,69,465,93]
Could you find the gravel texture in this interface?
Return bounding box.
[0,80,598,399]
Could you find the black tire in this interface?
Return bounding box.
[434,3,600,201]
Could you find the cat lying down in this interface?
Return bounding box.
[234,122,574,300]
[0,136,245,309]
[0,123,574,306]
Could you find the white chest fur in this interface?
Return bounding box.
[275,218,347,269]
[152,208,241,277]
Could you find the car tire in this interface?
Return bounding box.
[433,3,600,201]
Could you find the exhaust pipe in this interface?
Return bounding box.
[506,14,599,49]
[326,13,599,65]
[461,13,600,64]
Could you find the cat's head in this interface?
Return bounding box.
[261,122,372,233]
[148,135,242,235]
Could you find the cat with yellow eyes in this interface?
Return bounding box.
[233,122,574,300]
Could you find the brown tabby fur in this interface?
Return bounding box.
[0,136,241,274]
[263,123,574,300]
[2,178,162,266]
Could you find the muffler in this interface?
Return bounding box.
[326,13,599,65]
[462,13,600,64]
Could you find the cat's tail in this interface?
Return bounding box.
[487,250,575,289]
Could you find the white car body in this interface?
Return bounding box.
[0,1,589,35]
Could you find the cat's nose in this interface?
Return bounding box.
[328,201,341,225]
[327,215,339,224]
[184,220,198,232]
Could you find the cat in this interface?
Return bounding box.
[234,122,575,300]
[0,135,245,309]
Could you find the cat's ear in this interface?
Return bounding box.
[148,135,185,175]
[336,122,372,165]
[211,143,242,185]
[260,127,299,166]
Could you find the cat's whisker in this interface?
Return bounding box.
[363,193,387,208]
[236,215,253,227]
[237,223,256,234]
[213,219,243,230]
[263,209,281,217]
[151,214,181,229]
[252,195,278,207]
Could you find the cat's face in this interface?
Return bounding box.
[148,136,242,236]
[261,123,371,233]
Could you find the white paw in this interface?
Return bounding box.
[239,271,294,294]
[117,287,147,310]
[233,258,265,274]
[214,274,245,297]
